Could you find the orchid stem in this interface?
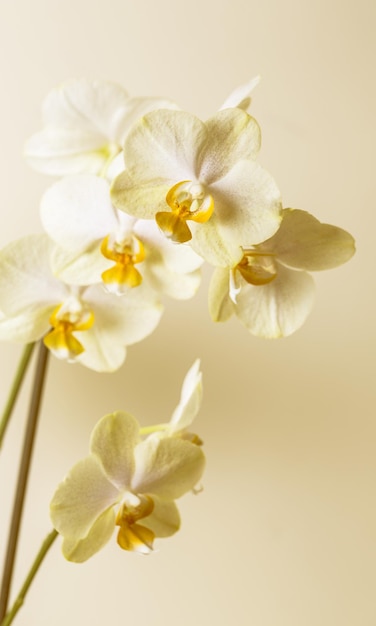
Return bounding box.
[139,423,169,436]
[0,341,50,621]
[0,529,58,626]
[0,343,35,449]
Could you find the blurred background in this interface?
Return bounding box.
[0,0,375,624]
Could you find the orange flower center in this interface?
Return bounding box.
[43,299,94,361]
[100,233,145,294]
[156,180,214,243]
[115,494,155,554]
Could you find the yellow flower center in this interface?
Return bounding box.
[230,250,277,303]
[100,233,145,294]
[156,180,214,243]
[115,494,155,554]
[43,298,95,361]
[236,250,277,286]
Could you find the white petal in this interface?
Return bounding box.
[143,263,202,300]
[115,96,180,144]
[169,360,203,432]
[51,244,111,286]
[136,228,202,299]
[111,171,171,218]
[123,109,206,182]
[62,508,116,563]
[50,455,119,541]
[235,264,316,338]
[219,76,261,111]
[25,81,179,177]
[141,497,181,538]
[132,436,205,500]
[41,80,129,135]
[134,220,204,274]
[25,80,128,175]
[208,267,235,322]
[262,208,356,271]
[0,235,67,316]
[90,411,140,490]
[198,109,261,184]
[25,129,108,176]
[76,284,163,372]
[208,159,282,247]
[0,307,54,343]
[40,175,117,251]
[190,213,244,267]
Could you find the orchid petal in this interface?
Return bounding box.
[25,130,110,176]
[169,360,202,432]
[111,171,171,218]
[208,159,282,248]
[50,244,111,286]
[76,284,162,372]
[235,263,316,338]
[134,220,204,274]
[62,508,116,563]
[262,208,356,271]
[0,235,67,316]
[208,267,235,322]
[198,108,261,183]
[50,455,119,541]
[122,109,207,182]
[90,412,140,490]
[0,308,54,343]
[114,96,180,144]
[132,436,205,500]
[141,497,181,538]
[40,175,118,251]
[25,80,179,177]
[219,76,261,111]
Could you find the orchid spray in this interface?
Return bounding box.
[0,77,355,625]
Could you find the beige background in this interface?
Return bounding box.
[0,0,375,624]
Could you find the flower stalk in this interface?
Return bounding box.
[0,529,58,626]
[0,343,35,449]
[0,341,50,621]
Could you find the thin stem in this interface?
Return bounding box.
[0,529,58,626]
[0,343,35,449]
[139,423,169,436]
[0,342,50,621]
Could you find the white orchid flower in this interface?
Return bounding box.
[0,234,162,371]
[209,209,356,338]
[24,79,179,178]
[111,107,282,267]
[40,174,203,299]
[50,363,205,561]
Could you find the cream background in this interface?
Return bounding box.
[0,0,375,624]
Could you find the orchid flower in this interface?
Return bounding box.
[0,234,162,371]
[111,107,282,267]
[24,79,179,178]
[209,209,356,337]
[40,174,203,299]
[50,361,205,561]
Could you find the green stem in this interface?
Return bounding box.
[0,343,35,449]
[0,529,58,626]
[0,342,50,621]
[139,423,169,436]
